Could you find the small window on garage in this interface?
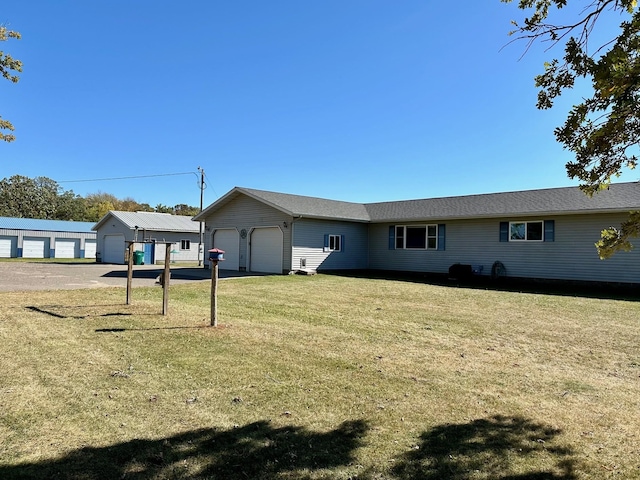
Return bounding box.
[180,239,191,250]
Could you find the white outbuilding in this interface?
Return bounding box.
[92,211,201,265]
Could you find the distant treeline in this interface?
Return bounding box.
[0,175,200,222]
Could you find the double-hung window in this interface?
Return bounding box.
[180,239,191,250]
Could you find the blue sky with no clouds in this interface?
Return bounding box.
[1,1,635,209]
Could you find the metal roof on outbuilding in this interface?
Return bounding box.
[0,217,95,233]
[92,211,199,233]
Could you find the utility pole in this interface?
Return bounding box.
[197,166,205,267]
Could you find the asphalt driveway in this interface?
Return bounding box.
[0,262,249,292]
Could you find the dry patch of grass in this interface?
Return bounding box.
[0,275,639,479]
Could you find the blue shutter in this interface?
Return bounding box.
[340,235,345,252]
[437,224,445,251]
[544,220,555,242]
[388,226,395,250]
[499,222,509,242]
[324,234,329,249]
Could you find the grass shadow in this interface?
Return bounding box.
[24,305,138,320]
[0,419,368,480]
[386,415,577,480]
[323,270,640,302]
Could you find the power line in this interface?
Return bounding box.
[58,172,197,183]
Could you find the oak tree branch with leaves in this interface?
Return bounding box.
[0,26,22,142]
[503,0,640,258]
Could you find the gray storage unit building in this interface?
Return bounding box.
[0,217,97,259]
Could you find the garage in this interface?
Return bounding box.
[55,239,79,258]
[23,237,50,258]
[212,229,240,270]
[0,236,17,258]
[84,240,97,259]
[249,227,283,274]
[103,234,125,264]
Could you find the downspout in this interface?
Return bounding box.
[289,215,303,272]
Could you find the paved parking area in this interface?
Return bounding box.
[0,262,224,291]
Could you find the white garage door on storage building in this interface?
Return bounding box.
[23,237,50,258]
[250,227,283,274]
[212,229,240,270]
[0,236,17,258]
[103,234,125,264]
[55,239,79,258]
[84,240,97,259]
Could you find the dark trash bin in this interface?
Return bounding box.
[133,250,145,265]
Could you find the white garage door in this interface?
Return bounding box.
[250,227,283,274]
[213,229,240,271]
[103,234,125,264]
[0,236,17,258]
[23,238,49,258]
[55,239,79,258]
[84,240,97,259]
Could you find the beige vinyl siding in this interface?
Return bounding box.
[202,195,292,271]
[292,219,368,271]
[368,213,640,284]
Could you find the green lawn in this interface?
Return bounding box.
[0,274,639,479]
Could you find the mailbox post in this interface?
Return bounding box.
[208,248,225,326]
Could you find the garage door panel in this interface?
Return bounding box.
[55,239,79,258]
[84,240,97,259]
[250,227,283,274]
[103,235,125,264]
[0,237,17,258]
[213,229,240,271]
[23,238,49,258]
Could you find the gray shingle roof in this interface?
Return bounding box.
[196,182,640,223]
[93,211,199,232]
[0,217,95,233]
[365,182,640,221]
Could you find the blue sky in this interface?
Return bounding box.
[1,1,635,209]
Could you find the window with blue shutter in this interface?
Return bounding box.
[437,224,445,251]
[544,220,555,242]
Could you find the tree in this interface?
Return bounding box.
[174,203,200,216]
[0,26,22,143]
[503,0,640,258]
[0,175,60,218]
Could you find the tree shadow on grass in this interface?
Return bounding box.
[388,415,577,480]
[0,419,368,480]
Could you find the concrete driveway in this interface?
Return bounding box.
[0,262,247,292]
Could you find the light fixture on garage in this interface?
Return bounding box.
[283,221,288,228]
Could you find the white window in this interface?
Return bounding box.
[180,239,191,250]
[510,221,543,241]
[328,234,341,252]
[395,225,438,249]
